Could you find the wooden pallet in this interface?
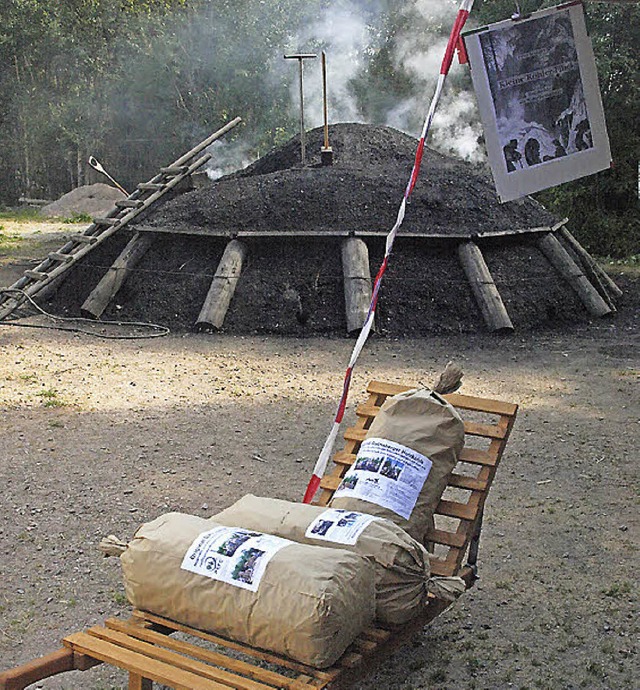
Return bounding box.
[0,380,517,690]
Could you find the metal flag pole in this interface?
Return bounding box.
[284,53,317,164]
[303,0,475,504]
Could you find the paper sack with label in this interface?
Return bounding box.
[330,388,465,544]
[120,512,374,668]
[214,494,434,625]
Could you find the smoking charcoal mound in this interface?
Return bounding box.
[45,123,592,335]
[144,123,558,237]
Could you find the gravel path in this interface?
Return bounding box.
[0,299,638,688]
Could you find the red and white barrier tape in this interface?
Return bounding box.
[303,0,475,504]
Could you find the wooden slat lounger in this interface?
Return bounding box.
[0,380,518,690]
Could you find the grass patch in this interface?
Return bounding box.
[600,255,640,278]
[61,212,93,223]
[0,231,21,248]
[0,207,44,222]
[602,581,631,597]
[112,591,128,606]
[36,388,66,408]
[495,580,513,590]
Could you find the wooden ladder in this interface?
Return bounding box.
[0,118,241,321]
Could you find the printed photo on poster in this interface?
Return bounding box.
[463,2,611,202]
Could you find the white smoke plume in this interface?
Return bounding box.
[283,0,485,162]
[284,6,374,127]
[206,139,256,180]
[388,0,485,161]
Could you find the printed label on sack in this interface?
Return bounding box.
[333,438,432,520]
[305,509,379,545]
[181,526,291,592]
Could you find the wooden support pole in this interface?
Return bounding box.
[341,237,374,335]
[557,227,622,299]
[457,241,514,333]
[195,240,247,331]
[81,233,155,319]
[557,232,616,312]
[537,233,613,318]
[128,673,152,690]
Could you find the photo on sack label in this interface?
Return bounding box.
[310,520,334,536]
[354,456,383,473]
[336,512,361,528]
[380,458,404,481]
[231,548,266,585]
[217,531,260,557]
[340,474,359,490]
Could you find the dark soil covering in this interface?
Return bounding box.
[43,123,611,335]
[141,123,557,236]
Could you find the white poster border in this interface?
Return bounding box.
[463,2,611,202]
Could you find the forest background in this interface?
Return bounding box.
[0,0,637,256]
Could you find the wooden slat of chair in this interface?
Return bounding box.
[104,618,310,690]
[86,625,283,690]
[356,403,507,440]
[131,610,337,685]
[63,632,229,690]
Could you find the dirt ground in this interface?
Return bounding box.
[0,224,638,689]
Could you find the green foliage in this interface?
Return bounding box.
[62,212,93,223]
[0,0,637,257]
[0,231,20,248]
[36,388,66,407]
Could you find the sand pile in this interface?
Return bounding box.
[40,183,124,219]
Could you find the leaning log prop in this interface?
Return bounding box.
[537,232,613,318]
[81,232,155,319]
[457,241,514,333]
[556,226,622,301]
[195,239,248,331]
[341,237,374,335]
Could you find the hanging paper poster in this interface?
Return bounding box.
[305,509,379,545]
[333,438,432,520]
[181,526,291,592]
[463,2,611,202]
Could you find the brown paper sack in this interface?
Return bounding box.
[330,388,465,544]
[214,494,431,625]
[120,513,375,668]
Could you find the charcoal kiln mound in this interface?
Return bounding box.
[144,123,558,237]
[42,123,620,336]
